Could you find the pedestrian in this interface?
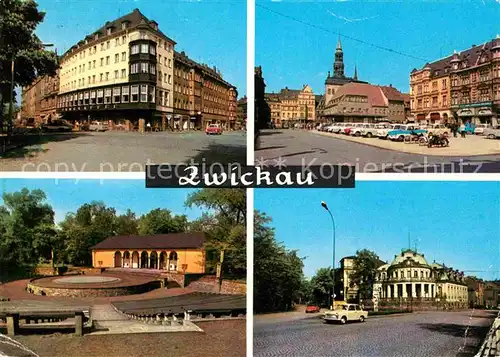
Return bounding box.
[452,123,457,138]
[146,122,151,133]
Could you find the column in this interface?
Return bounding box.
[403,284,408,298]
[139,256,142,269]
[157,253,160,270]
[75,312,84,336]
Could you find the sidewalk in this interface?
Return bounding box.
[314,130,500,156]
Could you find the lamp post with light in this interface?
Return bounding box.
[6,43,54,136]
[321,201,336,309]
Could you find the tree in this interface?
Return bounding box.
[186,189,246,277]
[350,249,381,301]
[0,0,59,131]
[58,202,118,265]
[254,211,304,313]
[0,188,56,269]
[138,208,188,235]
[114,209,139,236]
[310,267,334,307]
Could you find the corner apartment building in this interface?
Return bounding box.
[264,85,316,127]
[57,9,175,131]
[410,35,500,125]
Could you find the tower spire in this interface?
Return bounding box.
[333,36,345,77]
[353,64,358,80]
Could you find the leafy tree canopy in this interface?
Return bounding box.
[254,211,305,313]
[350,249,382,300]
[186,188,246,277]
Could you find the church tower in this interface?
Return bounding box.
[333,36,345,77]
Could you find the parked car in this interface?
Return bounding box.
[483,126,500,139]
[323,303,367,324]
[332,123,348,133]
[41,120,73,132]
[305,305,321,313]
[205,124,223,135]
[88,121,109,132]
[474,123,491,135]
[351,123,375,137]
[364,123,389,138]
[344,123,363,135]
[377,124,400,139]
[388,125,426,141]
[427,124,449,137]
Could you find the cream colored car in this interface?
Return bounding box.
[427,124,449,136]
[323,303,367,324]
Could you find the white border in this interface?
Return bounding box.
[357,173,500,181]
[247,0,255,167]
[246,0,255,355]
[0,172,144,179]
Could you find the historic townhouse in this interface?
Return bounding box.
[21,77,42,125]
[322,82,407,123]
[264,85,316,127]
[172,51,238,131]
[410,35,500,126]
[57,9,175,131]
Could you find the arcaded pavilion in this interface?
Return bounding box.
[90,233,206,274]
[373,248,468,308]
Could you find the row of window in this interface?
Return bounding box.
[59,84,157,106]
[71,35,128,63]
[158,54,172,68]
[130,62,156,75]
[130,43,156,56]
[65,69,128,90]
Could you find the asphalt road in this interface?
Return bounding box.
[0,130,246,172]
[255,129,500,173]
[254,310,497,357]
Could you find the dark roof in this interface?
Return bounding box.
[379,85,405,102]
[63,9,176,58]
[91,233,205,250]
[174,50,234,89]
[415,37,500,76]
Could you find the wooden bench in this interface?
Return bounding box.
[0,310,86,336]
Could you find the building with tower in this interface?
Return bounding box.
[323,37,365,108]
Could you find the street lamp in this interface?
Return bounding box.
[321,201,336,309]
[6,43,54,136]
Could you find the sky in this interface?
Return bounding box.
[0,179,204,224]
[255,181,500,281]
[33,0,246,96]
[256,0,500,95]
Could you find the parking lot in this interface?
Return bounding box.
[315,127,500,156]
[256,129,500,172]
[0,130,246,172]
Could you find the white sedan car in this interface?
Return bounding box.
[474,124,490,135]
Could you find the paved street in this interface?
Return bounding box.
[256,129,500,173]
[254,310,497,357]
[0,131,246,172]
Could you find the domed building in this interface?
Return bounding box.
[373,248,468,309]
